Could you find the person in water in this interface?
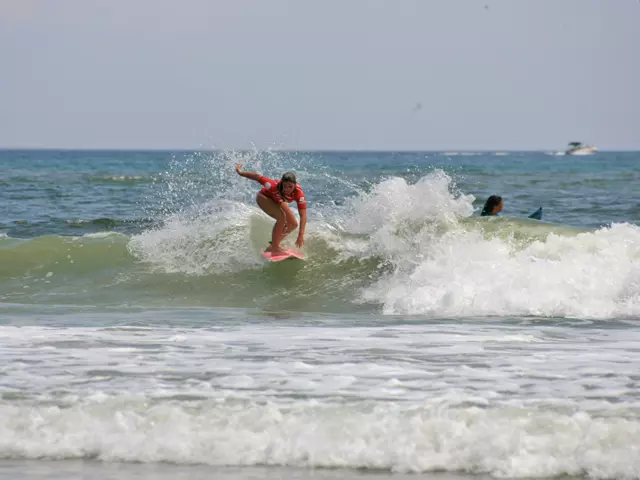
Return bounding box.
[236,163,307,255]
[481,195,503,216]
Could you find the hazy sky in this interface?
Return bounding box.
[2,0,639,150]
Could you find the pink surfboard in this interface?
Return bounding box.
[262,249,305,262]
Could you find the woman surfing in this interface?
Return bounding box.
[236,163,307,256]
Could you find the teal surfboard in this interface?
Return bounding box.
[528,207,543,220]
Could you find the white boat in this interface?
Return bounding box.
[564,142,597,156]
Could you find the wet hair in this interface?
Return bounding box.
[277,172,297,199]
[482,195,502,216]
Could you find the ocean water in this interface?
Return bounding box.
[0,149,639,479]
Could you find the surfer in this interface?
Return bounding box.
[481,195,503,216]
[235,164,307,255]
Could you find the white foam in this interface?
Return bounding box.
[73,232,128,240]
[1,317,639,478]
[363,223,640,319]
[325,171,474,261]
[128,201,264,274]
[327,171,640,319]
[0,399,638,478]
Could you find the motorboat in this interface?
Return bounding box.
[564,142,597,155]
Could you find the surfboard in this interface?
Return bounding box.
[528,207,543,220]
[263,249,304,262]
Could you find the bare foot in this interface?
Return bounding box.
[270,248,287,256]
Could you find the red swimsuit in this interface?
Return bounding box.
[259,176,307,210]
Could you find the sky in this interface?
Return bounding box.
[1,0,639,150]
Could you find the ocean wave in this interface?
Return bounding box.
[65,217,156,229]
[360,221,640,319]
[86,175,159,184]
[1,170,639,318]
[0,233,132,276]
[0,398,638,478]
[0,217,158,238]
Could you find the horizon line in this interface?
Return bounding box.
[1,147,638,153]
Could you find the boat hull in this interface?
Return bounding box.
[565,146,597,155]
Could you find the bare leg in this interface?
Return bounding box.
[256,194,298,254]
[270,217,288,254]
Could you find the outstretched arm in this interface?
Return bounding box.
[235,163,262,183]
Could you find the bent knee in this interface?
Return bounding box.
[286,216,299,230]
